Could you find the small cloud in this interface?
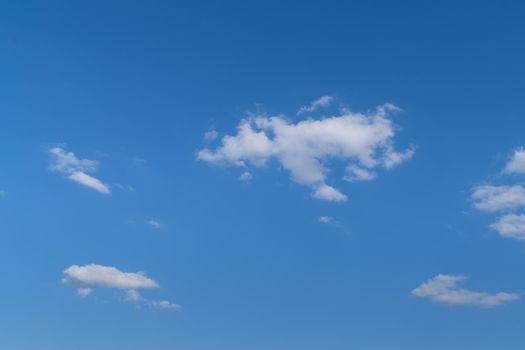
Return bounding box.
[297,95,334,114]
[63,264,178,311]
[239,171,252,181]
[490,214,525,240]
[62,264,158,290]
[204,130,219,141]
[147,299,181,311]
[344,165,376,182]
[115,183,135,192]
[124,290,180,311]
[313,184,348,202]
[68,171,111,194]
[503,148,525,174]
[147,219,163,229]
[77,287,93,298]
[318,216,334,224]
[125,289,142,301]
[49,147,111,194]
[471,185,525,212]
[412,274,520,308]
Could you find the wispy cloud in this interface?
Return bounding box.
[471,185,525,212]
[239,171,252,181]
[412,274,520,308]
[204,130,219,141]
[125,289,181,311]
[318,216,334,224]
[63,264,179,311]
[147,219,163,229]
[198,103,413,202]
[297,95,334,114]
[49,147,110,194]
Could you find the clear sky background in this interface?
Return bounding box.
[2,1,525,349]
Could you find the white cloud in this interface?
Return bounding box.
[471,185,525,212]
[344,165,376,182]
[62,264,159,290]
[239,171,252,181]
[67,171,111,194]
[318,216,334,224]
[297,96,334,114]
[198,103,413,202]
[147,299,181,310]
[313,184,348,202]
[383,145,416,169]
[503,148,525,174]
[125,289,181,311]
[63,264,178,311]
[147,219,163,229]
[77,287,93,298]
[125,289,142,301]
[490,214,525,240]
[412,274,520,307]
[49,147,110,194]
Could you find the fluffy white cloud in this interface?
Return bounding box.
[412,274,520,307]
[63,264,179,311]
[198,103,413,202]
[62,264,159,289]
[471,185,525,212]
[49,147,110,194]
[490,214,525,240]
[503,148,525,174]
[297,95,334,114]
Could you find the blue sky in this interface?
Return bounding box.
[2,0,525,349]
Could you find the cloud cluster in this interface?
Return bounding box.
[471,148,525,240]
[49,147,110,194]
[63,264,179,311]
[198,101,414,202]
[412,274,520,307]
